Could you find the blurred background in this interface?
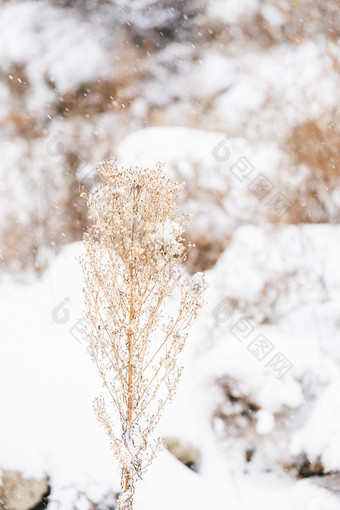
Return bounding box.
[1,1,340,509]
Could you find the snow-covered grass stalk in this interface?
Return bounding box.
[80,159,204,509]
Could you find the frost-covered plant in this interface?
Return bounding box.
[80,159,204,509]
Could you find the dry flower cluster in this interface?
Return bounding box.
[80,159,204,509]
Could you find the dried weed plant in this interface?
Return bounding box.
[80,159,204,509]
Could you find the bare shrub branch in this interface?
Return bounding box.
[80,159,204,509]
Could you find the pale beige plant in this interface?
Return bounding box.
[80,159,204,509]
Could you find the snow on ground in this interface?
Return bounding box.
[1,221,340,508]
[1,0,340,508]
[201,224,340,473]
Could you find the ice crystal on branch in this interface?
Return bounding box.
[80,159,204,509]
